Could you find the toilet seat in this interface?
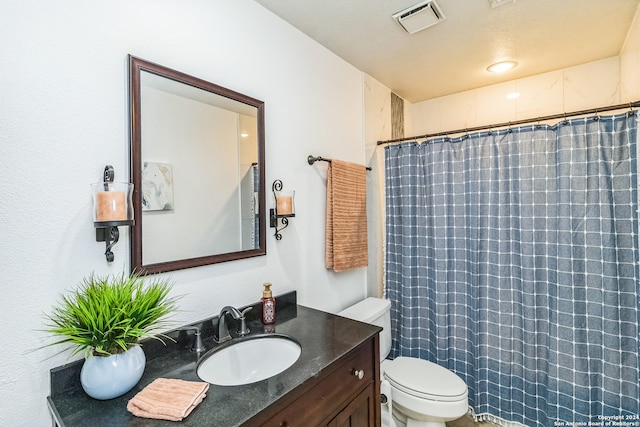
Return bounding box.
[384,357,468,402]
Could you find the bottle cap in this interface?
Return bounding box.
[263,282,273,298]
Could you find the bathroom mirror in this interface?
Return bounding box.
[129,55,266,274]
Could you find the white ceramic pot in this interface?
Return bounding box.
[80,345,146,400]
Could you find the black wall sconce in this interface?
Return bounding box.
[90,165,134,262]
[270,179,295,240]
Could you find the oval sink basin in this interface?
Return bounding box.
[196,335,301,386]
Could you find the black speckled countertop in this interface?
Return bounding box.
[47,292,381,427]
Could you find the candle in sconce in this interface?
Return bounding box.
[276,192,294,215]
[95,191,127,221]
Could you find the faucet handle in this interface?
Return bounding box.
[238,307,252,336]
[191,329,205,353]
[178,325,205,353]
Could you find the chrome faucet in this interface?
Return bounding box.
[214,306,252,343]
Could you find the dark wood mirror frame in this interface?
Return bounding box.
[129,55,266,274]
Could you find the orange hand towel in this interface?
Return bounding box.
[127,378,209,422]
[325,159,368,272]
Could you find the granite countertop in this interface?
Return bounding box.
[47,293,381,427]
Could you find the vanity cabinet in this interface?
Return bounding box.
[48,302,382,427]
[250,335,380,427]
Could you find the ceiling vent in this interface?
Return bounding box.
[489,0,515,7]
[393,0,446,34]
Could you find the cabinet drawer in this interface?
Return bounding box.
[260,340,375,427]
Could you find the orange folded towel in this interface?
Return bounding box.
[325,159,368,272]
[127,378,209,422]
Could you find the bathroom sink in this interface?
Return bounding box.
[196,334,301,386]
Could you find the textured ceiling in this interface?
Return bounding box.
[255,0,640,103]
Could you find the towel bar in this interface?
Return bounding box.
[307,155,372,171]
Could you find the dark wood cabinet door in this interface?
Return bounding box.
[327,385,376,427]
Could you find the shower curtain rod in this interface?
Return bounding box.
[377,100,640,146]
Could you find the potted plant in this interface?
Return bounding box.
[43,272,179,400]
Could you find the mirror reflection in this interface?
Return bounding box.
[129,55,266,274]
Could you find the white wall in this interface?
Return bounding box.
[0,1,368,425]
[142,86,244,262]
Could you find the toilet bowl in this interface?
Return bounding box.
[382,357,468,427]
[338,298,469,427]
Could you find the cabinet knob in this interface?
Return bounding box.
[353,369,365,380]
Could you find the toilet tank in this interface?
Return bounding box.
[338,297,392,360]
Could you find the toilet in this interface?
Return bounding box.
[338,297,469,427]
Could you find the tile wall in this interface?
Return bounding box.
[411,56,625,137]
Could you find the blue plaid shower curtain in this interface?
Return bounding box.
[384,112,640,427]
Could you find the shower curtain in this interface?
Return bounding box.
[384,112,640,427]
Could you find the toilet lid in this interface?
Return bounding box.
[383,357,467,402]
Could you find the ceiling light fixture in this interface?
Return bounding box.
[393,0,446,35]
[487,61,518,73]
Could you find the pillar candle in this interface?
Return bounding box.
[95,191,126,221]
[276,194,293,215]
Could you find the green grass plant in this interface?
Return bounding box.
[44,272,179,358]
